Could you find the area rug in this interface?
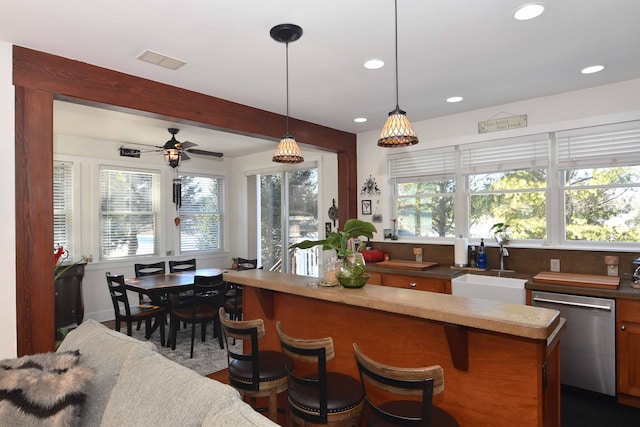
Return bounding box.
[130,324,241,376]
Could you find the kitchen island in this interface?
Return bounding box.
[224,269,565,426]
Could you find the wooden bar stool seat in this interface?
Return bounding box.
[353,343,459,427]
[277,321,364,427]
[219,308,287,422]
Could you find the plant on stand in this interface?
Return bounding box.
[290,219,377,287]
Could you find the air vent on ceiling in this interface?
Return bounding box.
[136,50,186,70]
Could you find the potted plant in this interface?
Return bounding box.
[290,219,377,287]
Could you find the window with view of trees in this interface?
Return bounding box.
[100,167,160,259]
[178,174,225,252]
[390,120,640,246]
[389,148,456,237]
[558,122,640,243]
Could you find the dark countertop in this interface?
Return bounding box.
[365,264,461,280]
[525,277,640,301]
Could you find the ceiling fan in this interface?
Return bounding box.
[119,127,224,166]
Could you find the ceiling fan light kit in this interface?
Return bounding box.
[378,0,418,148]
[163,128,182,168]
[271,23,305,164]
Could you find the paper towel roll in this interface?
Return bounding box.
[454,237,469,267]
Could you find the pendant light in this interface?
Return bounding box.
[378,0,419,147]
[271,23,304,164]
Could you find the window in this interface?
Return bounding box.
[53,161,74,255]
[389,148,456,237]
[558,122,640,243]
[178,174,225,252]
[461,134,549,240]
[99,167,160,259]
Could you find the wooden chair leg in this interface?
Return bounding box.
[268,387,278,422]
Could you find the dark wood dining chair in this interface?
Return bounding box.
[225,257,257,321]
[168,258,196,273]
[133,261,167,330]
[353,343,459,427]
[276,321,364,426]
[105,272,166,346]
[218,307,288,422]
[169,275,228,358]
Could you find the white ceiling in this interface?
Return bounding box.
[2,0,640,157]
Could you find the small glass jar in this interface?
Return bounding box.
[323,257,342,286]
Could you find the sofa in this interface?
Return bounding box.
[0,319,279,426]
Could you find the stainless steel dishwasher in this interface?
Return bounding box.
[531,290,616,396]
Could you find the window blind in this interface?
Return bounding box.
[99,167,160,259]
[53,161,73,256]
[388,147,456,182]
[178,174,225,252]
[460,133,550,174]
[557,120,640,169]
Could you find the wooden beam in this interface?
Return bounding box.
[13,45,358,355]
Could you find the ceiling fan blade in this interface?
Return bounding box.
[180,151,191,161]
[179,140,198,149]
[185,148,224,158]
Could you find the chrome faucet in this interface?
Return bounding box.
[499,244,509,271]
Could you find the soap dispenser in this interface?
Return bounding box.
[477,238,488,269]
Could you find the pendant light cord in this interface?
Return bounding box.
[394,0,399,110]
[285,41,290,136]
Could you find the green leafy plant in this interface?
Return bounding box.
[289,219,377,257]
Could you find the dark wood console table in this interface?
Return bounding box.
[54,263,86,329]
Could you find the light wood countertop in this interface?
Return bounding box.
[224,269,561,340]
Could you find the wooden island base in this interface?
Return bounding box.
[226,271,564,427]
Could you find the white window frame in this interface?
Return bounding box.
[177,172,226,254]
[99,165,161,260]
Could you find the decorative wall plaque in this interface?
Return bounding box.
[478,114,527,134]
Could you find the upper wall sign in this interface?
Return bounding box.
[478,114,527,134]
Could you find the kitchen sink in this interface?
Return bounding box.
[451,273,527,304]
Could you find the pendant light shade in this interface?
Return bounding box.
[378,0,418,147]
[271,23,304,164]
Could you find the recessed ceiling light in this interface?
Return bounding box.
[354,117,367,123]
[581,65,605,74]
[447,96,464,103]
[364,59,384,70]
[513,3,545,21]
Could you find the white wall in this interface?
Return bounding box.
[356,79,640,241]
[0,41,16,358]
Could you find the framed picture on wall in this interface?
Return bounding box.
[361,200,372,215]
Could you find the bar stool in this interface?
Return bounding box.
[353,343,459,427]
[218,308,287,423]
[276,321,364,427]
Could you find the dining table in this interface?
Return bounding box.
[124,267,230,345]
[124,267,229,301]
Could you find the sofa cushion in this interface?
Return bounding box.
[0,351,93,426]
[56,319,156,426]
[101,350,276,426]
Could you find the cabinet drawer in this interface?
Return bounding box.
[382,274,450,293]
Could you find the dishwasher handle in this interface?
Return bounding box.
[532,296,612,311]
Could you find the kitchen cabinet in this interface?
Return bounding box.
[367,272,382,285]
[617,299,640,407]
[382,273,451,294]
